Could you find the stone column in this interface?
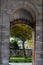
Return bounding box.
[0,20,1,64]
[35,0,43,65]
[1,0,10,65]
[35,21,43,65]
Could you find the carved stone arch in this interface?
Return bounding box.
[7,1,39,22]
[0,0,42,65]
[9,1,39,65]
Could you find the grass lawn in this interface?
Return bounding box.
[9,57,32,63]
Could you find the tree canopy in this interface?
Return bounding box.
[10,24,32,41]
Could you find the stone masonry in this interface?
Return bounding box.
[0,0,43,65]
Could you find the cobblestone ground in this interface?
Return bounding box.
[9,63,32,65]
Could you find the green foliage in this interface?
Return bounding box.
[26,39,32,48]
[10,24,32,41]
[10,24,32,58]
[10,40,19,49]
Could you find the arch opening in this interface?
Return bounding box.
[9,8,36,64]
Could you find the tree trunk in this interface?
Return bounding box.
[22,41,26,58]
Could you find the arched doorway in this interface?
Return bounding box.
[9,8,36,64]
[1,0,42,65]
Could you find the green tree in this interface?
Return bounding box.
[10,39,19,49]
[10,24,32,57]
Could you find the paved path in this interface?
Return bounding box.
[9,63,32,65]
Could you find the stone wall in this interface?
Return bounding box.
[0,0,43,65]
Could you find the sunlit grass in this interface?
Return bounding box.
[9,57,32,63]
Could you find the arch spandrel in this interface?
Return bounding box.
[7,1,39,22]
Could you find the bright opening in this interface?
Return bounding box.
[9,24,32,63]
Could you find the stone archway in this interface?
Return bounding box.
[10,8,36,65]
[0,0,43,65]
